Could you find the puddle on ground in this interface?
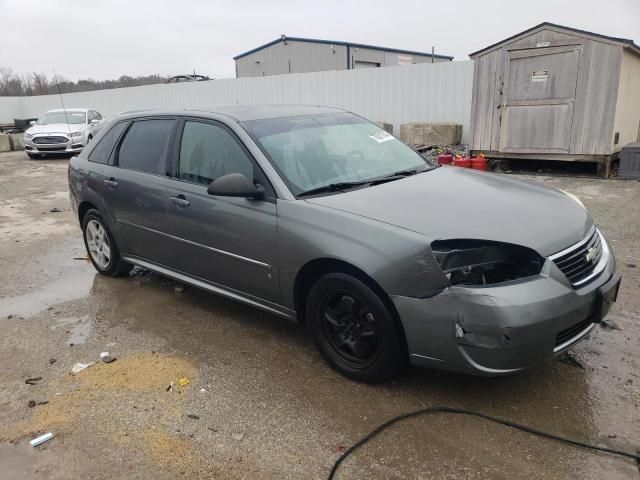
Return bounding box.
[0,239,96,318]
[0,272,94,318]
[50,315,93,345]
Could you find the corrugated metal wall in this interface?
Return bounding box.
[236,40,448,77]
[236,41,349,77]
[350,47,445,68]
[0,97,23,122]
[0,61,474,142]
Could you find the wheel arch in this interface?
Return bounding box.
[78,201,98,225]
[293,258,409,354]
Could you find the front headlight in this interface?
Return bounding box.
[70,131,83,138]
[24,133,33,139]
[431,239,544,286]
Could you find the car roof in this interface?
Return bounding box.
[45,108,90,113]
[210,105,345,121]
[116,105,347,122]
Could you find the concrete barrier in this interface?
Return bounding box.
[400,122,462,146]
[374,121,393,134]
[0,134,11,152]
[8,134,24,151]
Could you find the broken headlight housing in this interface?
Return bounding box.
[431,239,544,286]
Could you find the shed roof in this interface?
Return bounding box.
[469,22,640,58]
[234,36,453,61]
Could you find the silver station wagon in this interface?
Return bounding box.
[69,105,621,383]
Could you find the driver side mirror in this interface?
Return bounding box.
[29,120,36,126]
[207,173,264,200]
[89,119,99,125]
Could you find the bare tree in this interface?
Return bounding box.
[32,72,49,95]
[0,67,14,96]
[0,67,173,96]
[19,72,34,96]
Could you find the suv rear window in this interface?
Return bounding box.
[88,122,128,164]
[117,119,174,174]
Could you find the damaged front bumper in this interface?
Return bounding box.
[392,237,620,376]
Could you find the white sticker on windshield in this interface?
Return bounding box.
[369,131,394,143]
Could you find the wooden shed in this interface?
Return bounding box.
[469,22,640,176]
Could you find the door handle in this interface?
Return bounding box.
[103,178,118,187]
[170,195,190,207]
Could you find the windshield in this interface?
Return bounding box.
[244,113,433,195]
[37,111,86,125]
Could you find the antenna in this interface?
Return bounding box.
[52,69,72,135]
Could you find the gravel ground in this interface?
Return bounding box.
[0,150,639,479]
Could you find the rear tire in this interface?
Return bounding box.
[82,209,132,277]
[306,273,406,383]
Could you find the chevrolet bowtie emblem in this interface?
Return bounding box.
[585,246,597,264]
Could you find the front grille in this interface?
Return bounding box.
[555,316,594,349]
[36,145,67,151]
[33,136,68,145]
[551,228,602,287]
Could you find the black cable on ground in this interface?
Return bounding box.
[328,405,640,479]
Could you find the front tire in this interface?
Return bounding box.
[306,273,406,383]
[82,209,132,277]
[27,153,41,160]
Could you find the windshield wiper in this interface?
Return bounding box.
[297,165,436,197]
[389,165,433,177]
[367,165,435,185]
[297,181,370,197]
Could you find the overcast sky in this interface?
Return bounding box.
[1,0,639,81]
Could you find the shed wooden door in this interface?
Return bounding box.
[499,46,581,153]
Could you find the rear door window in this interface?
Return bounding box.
[178,121,254,186]
[117,119,175,175]
[88,122,128,164]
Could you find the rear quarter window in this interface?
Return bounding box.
[87,122,128,164]
[117,119,174,175]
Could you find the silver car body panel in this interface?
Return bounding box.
[68,106,620,376]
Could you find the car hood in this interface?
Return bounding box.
[27,123,84,135]
[305,167,593,256]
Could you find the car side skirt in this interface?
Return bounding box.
[122,255,295,320]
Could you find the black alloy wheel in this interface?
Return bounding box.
[320,291,380,368]
[306,273,406,383]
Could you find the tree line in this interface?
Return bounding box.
[0,67,170,96]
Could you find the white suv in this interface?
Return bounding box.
[24,108,105,159]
